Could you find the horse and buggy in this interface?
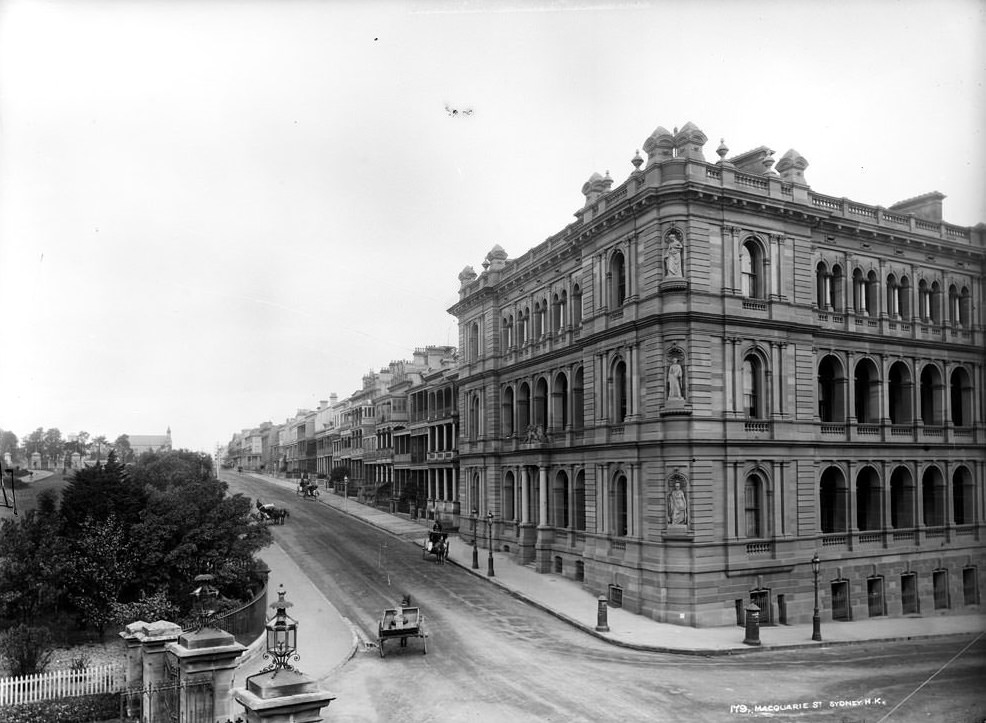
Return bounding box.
[296,477,320,499]
[422,529,449,564]
[377,595,426,657]
[254,499,289,524]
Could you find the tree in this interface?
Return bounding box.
[66,514,139,639]
[23,427,44,464]
[60,451,147,535]
[0,491,70,622]
[42,428,63,468]
[0,429,18,459]
[114,434,134,464]
[91,435,109,461]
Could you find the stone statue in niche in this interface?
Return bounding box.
[667,356,685,401]
[667,479,688,526]
[664,229,684,278]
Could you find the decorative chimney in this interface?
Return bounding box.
[776,149,809,184]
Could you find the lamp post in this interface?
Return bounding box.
[261,584,299,676]
[343,475,349,512]
[486,511,495,577]
[471,507,479,569]
[811,552,822,642]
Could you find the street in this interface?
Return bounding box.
[230,472,986,722]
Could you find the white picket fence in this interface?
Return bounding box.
[0,663,125,706]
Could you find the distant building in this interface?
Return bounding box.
[129,427,173,457]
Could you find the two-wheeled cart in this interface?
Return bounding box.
[377,606,427,658]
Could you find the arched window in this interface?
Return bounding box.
[551,373,569,432]
[572,366,585,430]
[501,386,515,438]
[816,262,830,308]
[572,284,583,326]
[819,467,848,533]
[888,361,912,424]
[534,300,545,338]
[517,383,531,430]
[886,274,899,317]
[959,286,971,327]
[866,270,879,315]
[553,471,570,528]
[518,308,529,345]
[853,358,880,423]
[930,281,942,323]
[612,357,628,422]
[898,276,911,318]
[503,471,516,521]
[501,314,514,349]
[953,466,974,525]
[552,293,562,332]
[948,285,961,327]
[610,251,627,307]
[468,321,480,361]
[574,470,586,531]
[856,466,881,531]
[817,354,846,422]
[890,467,914,529]
[920,364,943,425]
[950,366,972,427]
[469,393,481,439]
[533,377,549,429]
[852,268,867,315]
[613,472,628,536]
[740,239,764,298]
[742,353,766,419]
[558,290,568,330]
[744,474,765,538]
[831,264,845,311]
[922,466,945,527]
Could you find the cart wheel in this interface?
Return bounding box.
[379,639,385,658]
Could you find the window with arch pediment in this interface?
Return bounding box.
[740,238,765,299]
[742,350,768,419]
[572,283,583,326]
[744,473,766,538]
[609,250,627,307]
[611,356,628,422]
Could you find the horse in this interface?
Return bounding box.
[268,507,289,525]
[434,536,449,564]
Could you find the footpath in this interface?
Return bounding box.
[245,474,984,681]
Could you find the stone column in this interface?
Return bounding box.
[120,620,181,723]
[167,626,246,723]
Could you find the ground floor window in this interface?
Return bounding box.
[901,573,919,615]
[867,577,885,617]
[933,570,950,610]
[963,567,979,606]
[831,580,851,621]
[750,588,772,625]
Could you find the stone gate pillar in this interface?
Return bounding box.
[119,620,182,723]
[166,626,246,722]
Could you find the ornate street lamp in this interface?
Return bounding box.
[471,507,479,570]
[190,573,220,631]
[486,511,495,577]
[811,552,822,642]
[261,584,299,676]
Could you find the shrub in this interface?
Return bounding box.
[0,625,54,677]
[0,692,119,723]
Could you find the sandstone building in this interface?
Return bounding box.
[449,121,985,627]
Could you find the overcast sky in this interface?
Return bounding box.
[1,0,983,455]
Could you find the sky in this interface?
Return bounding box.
[1,0,984,455]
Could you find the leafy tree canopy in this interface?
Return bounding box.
[60,451,147,534]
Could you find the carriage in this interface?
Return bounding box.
[422,530,449,563]
[297,478,320,499]
[377,603,426,657]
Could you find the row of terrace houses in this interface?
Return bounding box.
[225,346,460,517]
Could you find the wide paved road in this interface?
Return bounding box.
[226,472,985,722]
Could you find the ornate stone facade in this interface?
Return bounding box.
[449,120,985,627]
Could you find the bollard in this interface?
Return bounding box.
[743,603,761,646]
[595,595,610,632]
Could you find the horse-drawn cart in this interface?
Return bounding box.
[377,606,426,657]
[422,531,449,563]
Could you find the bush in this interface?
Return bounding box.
[0,625,54,677]
[0,692,119,723]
